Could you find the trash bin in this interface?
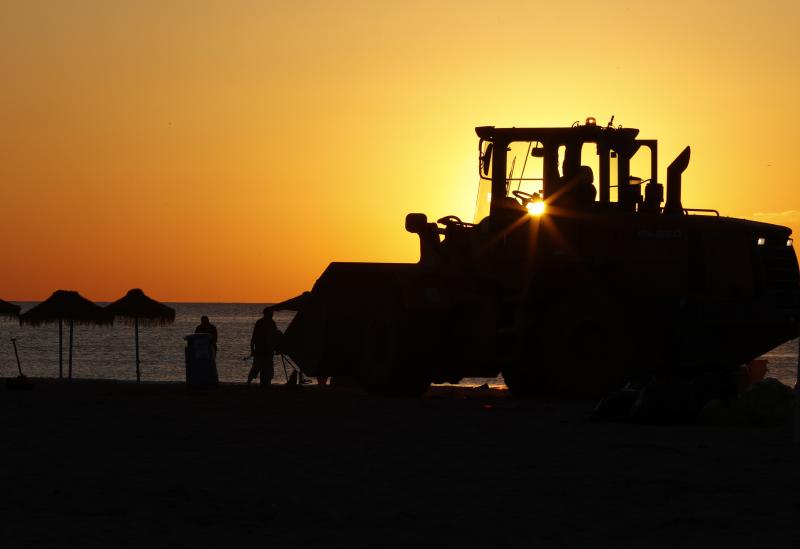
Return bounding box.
[184,333,219,388]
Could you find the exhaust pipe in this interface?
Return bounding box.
[663,146,691,216]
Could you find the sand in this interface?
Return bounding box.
[1,379,799,548]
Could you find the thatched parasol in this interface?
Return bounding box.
[19,290,111,380]
[0,298,20,320]
[104,289,175,382]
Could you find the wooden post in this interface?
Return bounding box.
[59,319,63,380]
[135,317,140,383]
[68,320,73,380]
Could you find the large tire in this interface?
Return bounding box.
[361,304,431,397]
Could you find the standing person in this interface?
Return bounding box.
[248,307,282,387]
[194,315,218,357]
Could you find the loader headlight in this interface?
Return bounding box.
[757,237,766,246]
[788,238,794,247]
[526,200,546,216]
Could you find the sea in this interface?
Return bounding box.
[0,302,797,388]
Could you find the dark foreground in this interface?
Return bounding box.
[1,379,799,548]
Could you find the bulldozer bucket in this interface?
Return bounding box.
[280,262,419,381]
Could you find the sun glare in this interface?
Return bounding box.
[526,201,546,216]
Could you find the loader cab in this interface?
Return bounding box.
[474,120,665,229]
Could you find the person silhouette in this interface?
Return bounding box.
[194,315,218,357]
[573,165,597,204]
[560,165,596,206]
[248,307,283,387]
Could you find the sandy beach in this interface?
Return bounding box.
[1,379,799,548]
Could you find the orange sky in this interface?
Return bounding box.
[1,0,798,302]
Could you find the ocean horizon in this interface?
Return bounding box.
[1,302,797,389]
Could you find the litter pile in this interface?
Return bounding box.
[593,360,796,426]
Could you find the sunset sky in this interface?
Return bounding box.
[1,0,798,302]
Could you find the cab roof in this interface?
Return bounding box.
[475,124,640,144]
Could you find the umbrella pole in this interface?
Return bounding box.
[59,319,63,380]
[135,317,140,383]
[11,338,23,377]
[69,320,73,380]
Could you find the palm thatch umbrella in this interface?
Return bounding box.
[19,290,111,380]
[104,289,175,383]
[0,298,20,320]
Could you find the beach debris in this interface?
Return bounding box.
[594,372,795,427]
[593,371,739,424]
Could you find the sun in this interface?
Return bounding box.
[526,201,546,216]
